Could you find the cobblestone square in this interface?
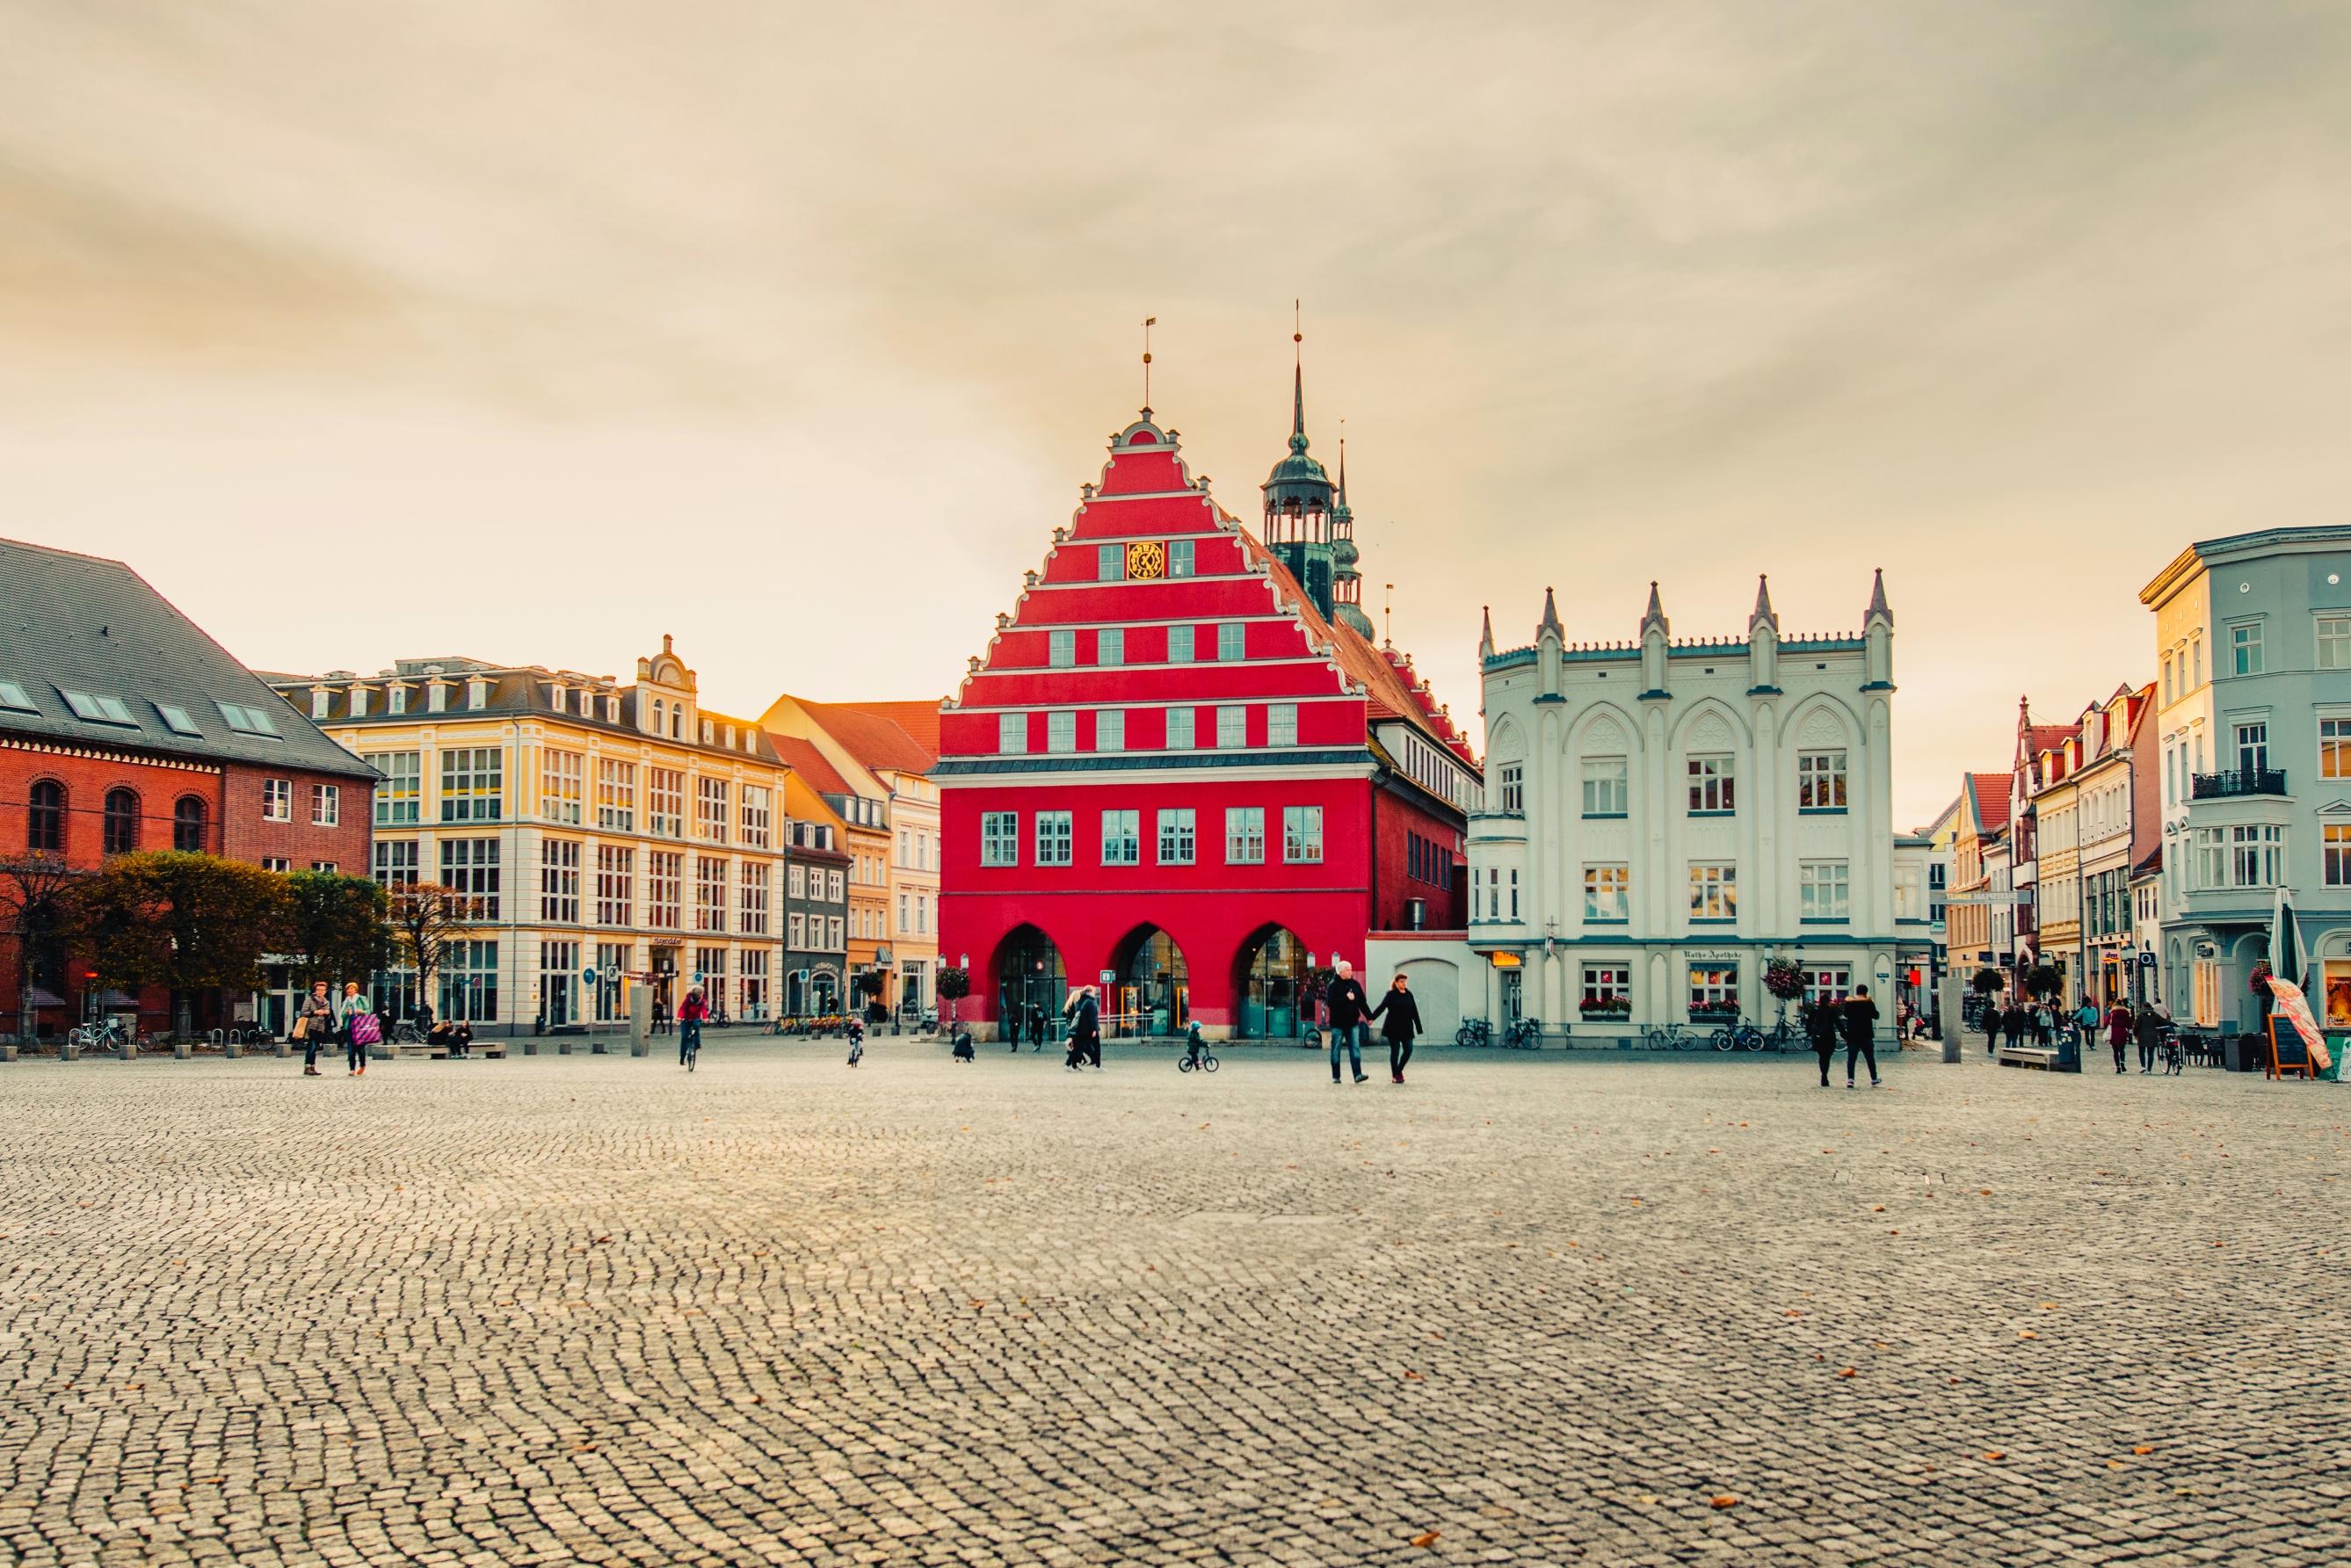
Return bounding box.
[2,1041,2346,1567]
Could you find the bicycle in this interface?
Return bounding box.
[1179,1026,1219,1072]
[1639,1023,1695,1050]
[685,1029,700,1071]
[391,1020,427,1046]
[69,1020,134,1052]
[1505,1017,1544,1049]
[1711,1020,1765,1051]
[1455,1017,1493,1048]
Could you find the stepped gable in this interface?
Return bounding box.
[944,407,1476,770]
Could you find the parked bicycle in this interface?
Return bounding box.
[390,1020,428,1046]
[1711,1020,1767,1051]
[1455,1017,1492,1048]
[1639,1022,1699,1050]
[1504,1016,1544,1049]
[68,1019,134,1051]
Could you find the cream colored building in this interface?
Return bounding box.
[270,638,805,1032]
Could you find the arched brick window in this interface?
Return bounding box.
[103,788,140,854]
[26,780,63,853]
[173,796,207,853]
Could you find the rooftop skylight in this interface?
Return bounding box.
[216,701,282,737]
[156,704,202,737]
[62,690,138,726]
[0,681,37,714]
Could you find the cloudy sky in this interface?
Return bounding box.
[4,1,2348,826]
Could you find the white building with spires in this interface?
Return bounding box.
[1462,574,1900,1040]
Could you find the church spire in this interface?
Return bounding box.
[1865,567,1894,628]
[1750,574,1778,632]
[1479,605,1496,661]
[1641,581,1669,638]
[1539,586,1563,639]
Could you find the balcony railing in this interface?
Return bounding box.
[2191,767,2288,800]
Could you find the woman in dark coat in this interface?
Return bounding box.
[1806,997,1841,1087]
[1368,974,1423,1084]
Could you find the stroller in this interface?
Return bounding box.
[951,1028,975,1063]
[1179,1021,1218,1073]
[845,1019,864,1067]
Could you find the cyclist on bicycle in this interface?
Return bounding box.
[678,986,707,1068]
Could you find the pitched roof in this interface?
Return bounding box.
[798,699,939,772]
[827,701,941,761]
[1966,772,2013,834]
[767,733,852,796]
[0,538,376,779]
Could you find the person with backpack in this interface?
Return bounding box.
[1368,973,1423,1084]
[677,986,707,1068]
[1806,995,1841,1087]
[1324,960,1372,1085]
[1842,983,1883,1089]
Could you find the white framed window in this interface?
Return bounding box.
[982,811,1019,867]
[373,840,417,889]
[1217,621,1245,661]
[597,759,636,831]
[1048,711,1078,753]
[596,846,633,926]
[1216,705,1247,749]
[2321,617,2351,670]
[1798,750,1847,810]
[1268,703,1298,748]
[1096,543,1122,581]
[1800,860,1851,920]
[310,783,338,826]
[367,752,420,824]
[696,776,729,843]
[788,911,805,947]
[647,768,684,838]
[1581,758,1627,816]
[1098,628,1125,666]
[1167,625,1195,664]
[787,864,806,899]
[1049,629,1076,668]
[1689,965,1739,1017]
[740,861,770,934]
[2327,824,2351,887]
[1225,807,1265,865]
[2232,621,2264,676]
[827,869,845,901]
[2324,718,2351,780]
[1170,539,1195,577]
[1687,756,1734,813]
[999,713,1027,753]
[1509,867,1519,918]
[543,748,584,824]
[541,838,581,923]
[442,838,501,920]
[2232,824,2285,887]
[1096,708,1126,751]
[695,855,727,933]
[1582,964,1629,1010]
[1689,864,1736,920]
[646,851,683,930]
[828,915,845,950]
[1499,763,1524,813]
[1157,809,1194,865]
[1101,809,1140,866]
[1583,864,1629,922]
[740,785,772,848]
[440,747,504,823]
[1036,810,1073,867]
[1166,707,1196,749]
[262,778,291,822]
[260,857,290,873]
[916,892,927,933]
[1283,805,1323,864]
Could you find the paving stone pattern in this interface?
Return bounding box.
[2,1042,2347,1567]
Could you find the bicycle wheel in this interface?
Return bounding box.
[1712,1027,1734,1051]
[1178,1056,1194,1071]
[1203,1056,1218,1071]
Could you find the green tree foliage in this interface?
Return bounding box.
[1972,967,2008,995]
[281,871,391,989]
[72,852,290,994]
[0,853,89,1041]
[2024,962,2064,1004]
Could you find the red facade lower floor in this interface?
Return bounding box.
[940,886,1379,1040]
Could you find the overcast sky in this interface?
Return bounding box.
[4,2,2347,827]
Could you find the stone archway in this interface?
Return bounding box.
[994,925,1066,1046]
[1109,925,1188,1038]
[1236,926,1310,1039]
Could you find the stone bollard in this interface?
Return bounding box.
[224,1039,239,1059]
[276,1039,292,1059]
[62,1040,78,1062]
[1,1043,15,1063]
[120,1038,139,1061]
[628,987,650,1057]
[524,1039,537,1055]
[561,1038,574,1055]
[1938,976,1965,1064]
[174,1040,191,1059]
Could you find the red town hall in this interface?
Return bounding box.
[936,380,1482,1040]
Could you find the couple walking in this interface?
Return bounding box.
[1324,961,1424,1084]
[294,980,379,1077]
[1803,984,1883,1089]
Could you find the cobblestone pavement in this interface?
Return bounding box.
[3,1041,2347,1568]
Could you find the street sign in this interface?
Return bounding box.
[603,964,620,984]
[2139,951,2158,969]
[580,967,597,988]
[693,971,705,985]
[1941,891,2033,904]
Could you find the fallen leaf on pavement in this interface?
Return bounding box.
[1410,1530,1440,1548]
[1711,1496,1739,1509]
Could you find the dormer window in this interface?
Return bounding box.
[548,682,567,712]
[467,678,489,711]
[348,686,370,718]
[725,724,737,750]
[426,681,447,714]
[653,698,666,734]
[388,685,409,715]
[700,718,714,745]
[605,695,620,724]
[310,687,332,720]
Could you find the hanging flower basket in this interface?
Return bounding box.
[1763,958,1808,1002]
[2248,962,2273,997]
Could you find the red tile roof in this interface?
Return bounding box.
[769,733,852,796]
[799,699,939,772]
[827,701,942,761]
[1967,772,2013,834]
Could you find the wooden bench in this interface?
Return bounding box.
[1998,1044,2062,1071]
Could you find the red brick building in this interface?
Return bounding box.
[0,540,376,1039]
[936,385,1480,1040]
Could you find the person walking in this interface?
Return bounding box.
[1806,995,1841,1087]
[295,979,337,1077]
[1368,973,1423,1084]
[1842,983,1883,1089]
[2001,999,2028,1056]
[677,986,707,1068]
[1064,985,1101,1071]
[2134,1001,2164,1073]
[1981,993,2003,1055]
[1324,960,1372,1085]
[338,982,374,1076]
[2106,999,2133,1073]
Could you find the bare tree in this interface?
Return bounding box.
[0,853,89,1044]
[385,882,479,1017]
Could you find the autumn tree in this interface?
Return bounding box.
[280,871,392,991]
[0,853,89,1042]
[71,852,290,998]
[385,882,480,1014]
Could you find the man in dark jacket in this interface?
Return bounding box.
[1324,960,1372,1085]
[1063,986,1101,1071]
[1842,984,1883,1088]
[1368,974,1423,1084]
[1805,997,1841,1087]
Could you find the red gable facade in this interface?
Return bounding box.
[936,403,1479,1041]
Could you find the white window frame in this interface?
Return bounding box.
[1157,809,1195,866]
[1224,807,1265,865]
[981,811,1019,867]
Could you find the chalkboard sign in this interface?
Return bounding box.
[2267,1018,2315,1080]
